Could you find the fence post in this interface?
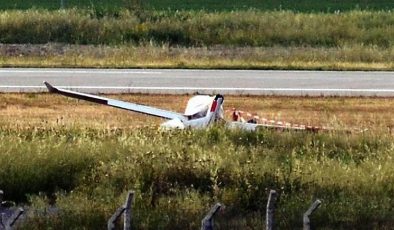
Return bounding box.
[0,190,5,229]
[0,213,5,229]
[107,191,135,230]
[60,0,66,9]
[266,190,277,230]
[5,208,24,230]
[0,190,24,230]
[201,203,222,230]
[123,191,134,230]
[108,207,126,230]
[303,199,321,230]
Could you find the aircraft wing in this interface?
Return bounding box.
[44,81,187,121]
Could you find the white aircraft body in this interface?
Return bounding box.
[44,82,323,132]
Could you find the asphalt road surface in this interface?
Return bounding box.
[0,68,393,96]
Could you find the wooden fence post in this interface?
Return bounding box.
[201,203,222,230]
[0,190,24,230]
[108,207,126,230]
[107,190,135,230]
[5,208,24,230]
[303,199,321,230]
[0,190,3,204]
[266,190,277,230]
[0,213,6,229]
[123,191,134,230]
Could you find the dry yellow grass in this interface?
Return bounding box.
[1,44,393,71]
[1,93,393,131]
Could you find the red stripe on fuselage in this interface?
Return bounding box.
[210,100,218,112]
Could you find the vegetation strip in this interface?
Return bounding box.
[1,9,393,70]
[1,93,394,134]
[0,0,393,12]
[0,10,393,47]
[1,125,393,229]
[1,44,393,70]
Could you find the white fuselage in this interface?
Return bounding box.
[160,95,224,129]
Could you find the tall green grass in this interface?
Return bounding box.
[0,125,393,229]
[1,0,393,12]
[0,10,393,47]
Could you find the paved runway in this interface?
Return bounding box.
[0,68,393,96]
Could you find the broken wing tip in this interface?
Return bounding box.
[43,81,57,93]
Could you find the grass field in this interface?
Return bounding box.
[1,0,393,11]
[0,7,393,70]
[1,10,393,47]
[1,2,393,70]
[0,94,393,229]
[2,94,394,130]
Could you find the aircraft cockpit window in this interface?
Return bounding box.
[187,110,208,120]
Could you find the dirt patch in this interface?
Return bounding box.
[0,43,68,56]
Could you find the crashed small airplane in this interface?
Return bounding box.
[44,81,326,132]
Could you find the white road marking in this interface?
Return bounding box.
[1,85,394,93]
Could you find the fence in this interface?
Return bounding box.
[0,188,321,230]
[108,189,322,230]
[0,190,24,230]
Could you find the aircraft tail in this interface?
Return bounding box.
[206,94,224,122]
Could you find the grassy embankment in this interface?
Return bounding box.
[0,9,393,70]
[0,94,393,229]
